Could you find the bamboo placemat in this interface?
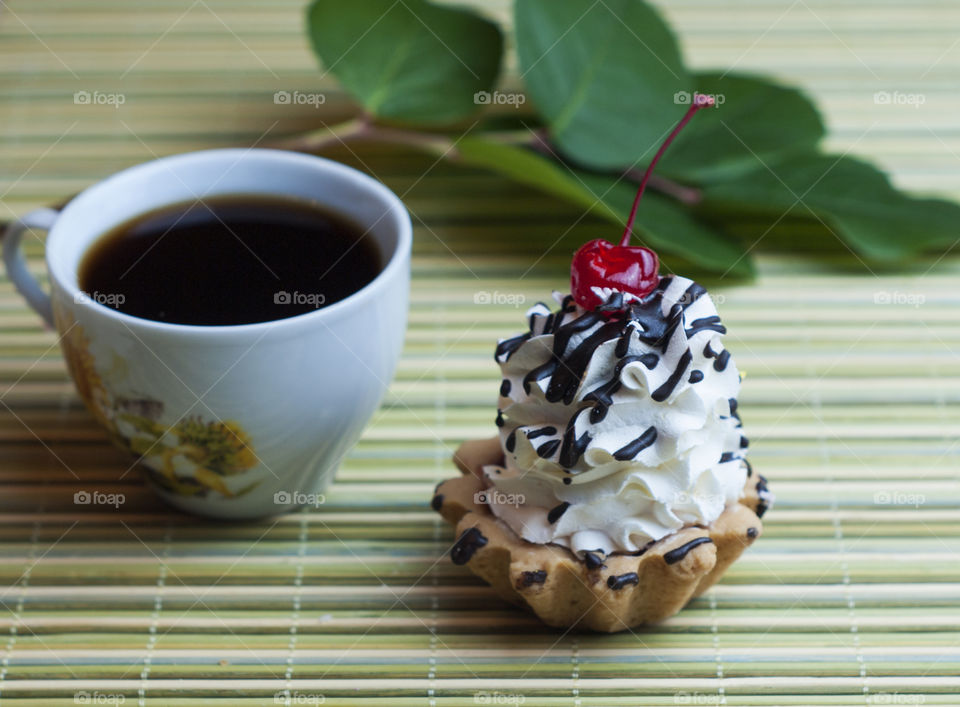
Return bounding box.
[2,1,960,705]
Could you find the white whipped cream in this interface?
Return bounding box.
[484,276,749,557]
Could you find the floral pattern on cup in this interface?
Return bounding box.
[59,318,260,499]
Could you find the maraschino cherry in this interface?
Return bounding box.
[571,93,716,310]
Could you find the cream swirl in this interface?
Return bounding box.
[483,276,750,557]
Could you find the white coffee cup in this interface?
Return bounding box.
[2,148,411,519]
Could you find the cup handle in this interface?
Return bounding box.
[2,208,60,328]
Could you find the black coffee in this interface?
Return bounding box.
[78,195,381,325]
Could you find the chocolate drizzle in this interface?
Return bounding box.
[613,426,658,461]
[495,333,529,363]
[755,475,771,518]
[652,349,692,402]
[685,316,726,338]
[664,537,713,564]
[713,350,730,371]
[559,409,592,468]
[451,527,487,565]
[536,439,561,459]
[494,277,732,472]
[704,341,730,372]
[547,502,570,524]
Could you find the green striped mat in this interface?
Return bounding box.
[2,0,960,704]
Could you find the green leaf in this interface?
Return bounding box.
[658,72,826,183]
[515,0,691,170]
[701,153,960,260]
[307,0,502,124]
[455,137,752,276]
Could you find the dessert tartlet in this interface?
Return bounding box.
[432,95,772,632]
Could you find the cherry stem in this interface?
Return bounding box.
[620,93,715,247]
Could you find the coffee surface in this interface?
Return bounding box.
[78,195,381,325]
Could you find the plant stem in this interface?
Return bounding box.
[640,173,702,206]
[528,128,702,207]
[279,115,454,156]
[279,117,369,151]
[281,117,701,206]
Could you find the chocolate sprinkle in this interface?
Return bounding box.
[606,572,640,590]
[518,569,547,587]
[746,527,758,539]
[451,527,487,565]
[583,551,605,569]
[664,537,713,564]
[688,370,704,384]
[499,379,511,397]
[526,426,557,440]
[740,435,749,449]
[495,410,504,427]
[562,477,571,485]
[719,451,736,463]
[546,502,570,524]
[430,494,443,512]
